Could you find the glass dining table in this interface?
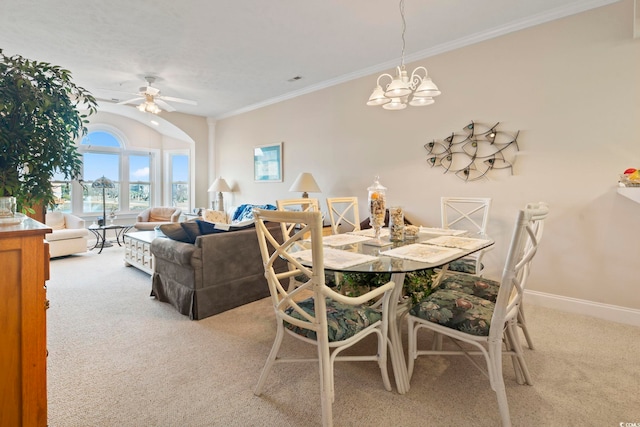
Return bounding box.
[291,227,494,394]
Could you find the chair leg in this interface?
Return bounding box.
[432,331,443,351]
[507,322,533,386]
[517,304,535,350]
[254,322,285,395]
[318,336,333,427]
[504,323,525,385]
[488,341,512,427]
[407,317,417,381]
[376,330,392,391]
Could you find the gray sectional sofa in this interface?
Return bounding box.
[150,221,286,320]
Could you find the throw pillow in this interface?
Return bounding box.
[47,212,66,230]
[195,219,256,236]
[180,221,202,244]
[159,223,191,243]
[196,219,228,235]
[203,209,227,223]
[231,203,276,223]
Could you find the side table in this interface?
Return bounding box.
[88,224,134,254]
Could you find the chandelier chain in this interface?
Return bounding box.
[400,0,406,68]
[366,0,440,109]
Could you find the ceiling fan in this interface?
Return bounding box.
[117,76,197,114]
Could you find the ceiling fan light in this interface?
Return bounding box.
[367,85,391,106]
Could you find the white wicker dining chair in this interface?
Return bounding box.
[438,201,548,349]
[253,209,395,427]
[326,196,361,235]
[407,203,549,427]
[441,197,492,275]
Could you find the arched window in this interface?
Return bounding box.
[52,127,191,218]
[52,129,155,216]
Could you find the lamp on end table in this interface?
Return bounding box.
[289,172,321,198]
[208,177,232,211]
[91,176,115,226]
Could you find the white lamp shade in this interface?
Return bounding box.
[414,78,441,97]
[409,96,435,107]
[366,86,391,106]
[208,177,231,193]
[382,98,407,110]
[289,172,321,194]
[384,77,411,98]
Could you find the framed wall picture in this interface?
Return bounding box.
[254,142,283,182]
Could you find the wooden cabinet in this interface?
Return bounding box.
[0,218,51,427]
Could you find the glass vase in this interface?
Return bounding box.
[389,206,404,242]
[0,196,17,218]
[367,176,386,242]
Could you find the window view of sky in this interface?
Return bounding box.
[51,130,190,212]
[172,154,188,182]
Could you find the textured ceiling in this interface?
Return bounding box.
[0,0,617,120]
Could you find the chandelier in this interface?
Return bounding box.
[137,94,161,114]
[366,0,441,110]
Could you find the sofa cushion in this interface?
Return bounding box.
[159,223,192,243]
[46,211,66,230]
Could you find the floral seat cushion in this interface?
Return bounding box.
[448,257,483,275]
[409,288,495,336]
[285,298,382,342]
[439,273,500,302]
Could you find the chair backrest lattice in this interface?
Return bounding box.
[276,198,320,239]
[489,202,549,341]
[441,197,492,235]
[254,209,326,332]
[326,197,360,234]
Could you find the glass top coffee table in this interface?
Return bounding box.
[87,224,134,254]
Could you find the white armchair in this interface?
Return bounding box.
[134,207,182,230]
[45,211,89,258]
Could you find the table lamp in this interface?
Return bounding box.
[92,176,115,226]
[208,177,232,211]
[289,172,321,198]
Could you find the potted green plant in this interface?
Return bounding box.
[0,49,97,220]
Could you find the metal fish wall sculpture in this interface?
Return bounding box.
[424,121,520,181]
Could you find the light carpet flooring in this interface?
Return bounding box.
[46,245,640,427]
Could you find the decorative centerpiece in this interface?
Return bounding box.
[389,206,404,242]
[367,176,386,242]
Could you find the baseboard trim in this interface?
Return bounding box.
[525,290,640,327]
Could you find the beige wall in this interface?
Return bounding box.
[213,1,640,313]
[160,112,209,208]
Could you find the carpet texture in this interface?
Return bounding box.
[46,246,640,426]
